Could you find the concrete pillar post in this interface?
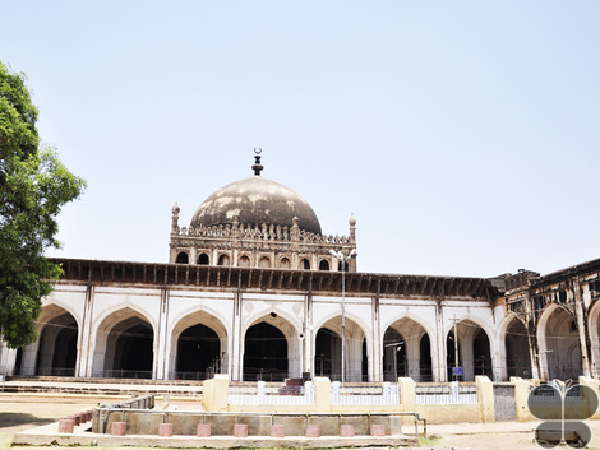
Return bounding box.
[398,377,416,424]
[314,376,332,413]
[476,375,495,423]
[512,377,534,422]
[202,374,230,412]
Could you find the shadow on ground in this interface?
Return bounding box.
[0,413,55,428]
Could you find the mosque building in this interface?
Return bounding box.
[0,153,599,383]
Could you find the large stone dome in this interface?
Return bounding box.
[190,176,322,235]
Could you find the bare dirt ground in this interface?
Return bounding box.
[0,402,96,450]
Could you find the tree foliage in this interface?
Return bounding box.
[0,61,86,348]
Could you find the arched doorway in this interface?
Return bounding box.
[315,316,366,382]
[34,305,78,376]
[540,306,582,380]
[505,317,532,379]
[197,253,209,265]
[170,309,228,380]
[218,254,230,266]
[383,317,431,381]
[243,313,299,381]
[244,323,287,381]
[301,259,310,270]
[382,327,406,380]
[176,325,220,380]
[92,308,154,379]
[420,334,433,381]
[473,329,493,379]
[447,320,493,381]
[319,260,329,271]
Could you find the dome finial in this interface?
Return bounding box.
[252,148,264,176]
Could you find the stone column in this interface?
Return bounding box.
[370,296,381,382]
[304,295,312,376]
[155,287,168,380]
[21,342,38,376]
[407,335,421,381]
[461,331,475,381]
[574,278,592,377]
[231,292,243,381]
[79,285,95,377]
[492,333,504,382]
[38,327,58,375]
[0,339,17,376]
[435,298,446,382]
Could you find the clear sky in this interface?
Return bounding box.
[2,1,599,278]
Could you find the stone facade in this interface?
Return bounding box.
[0,156,598,383]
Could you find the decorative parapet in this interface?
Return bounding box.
[172,222,353,246]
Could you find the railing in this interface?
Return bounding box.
[529,383,585,403]
[415,382,477,404]
[228,380,314,405]
[331,381,398,405]
[34,367,76,377]
[92,369,153,379]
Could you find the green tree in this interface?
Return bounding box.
[0,61,86,348]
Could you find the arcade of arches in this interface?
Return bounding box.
[5,296,600,382]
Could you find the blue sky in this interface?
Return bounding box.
[2,1,599,277]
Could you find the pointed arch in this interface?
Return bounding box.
[537,303,582,380]
[444,316,494,381]
[314,311,369,382]
[381,314,435,382]
[33,303,80,376]
[242,310,300,381]
[498,313,532,380]
[90,304,156,379]
[167,305,229,380]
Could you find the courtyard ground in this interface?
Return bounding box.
[2,398,600,449]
